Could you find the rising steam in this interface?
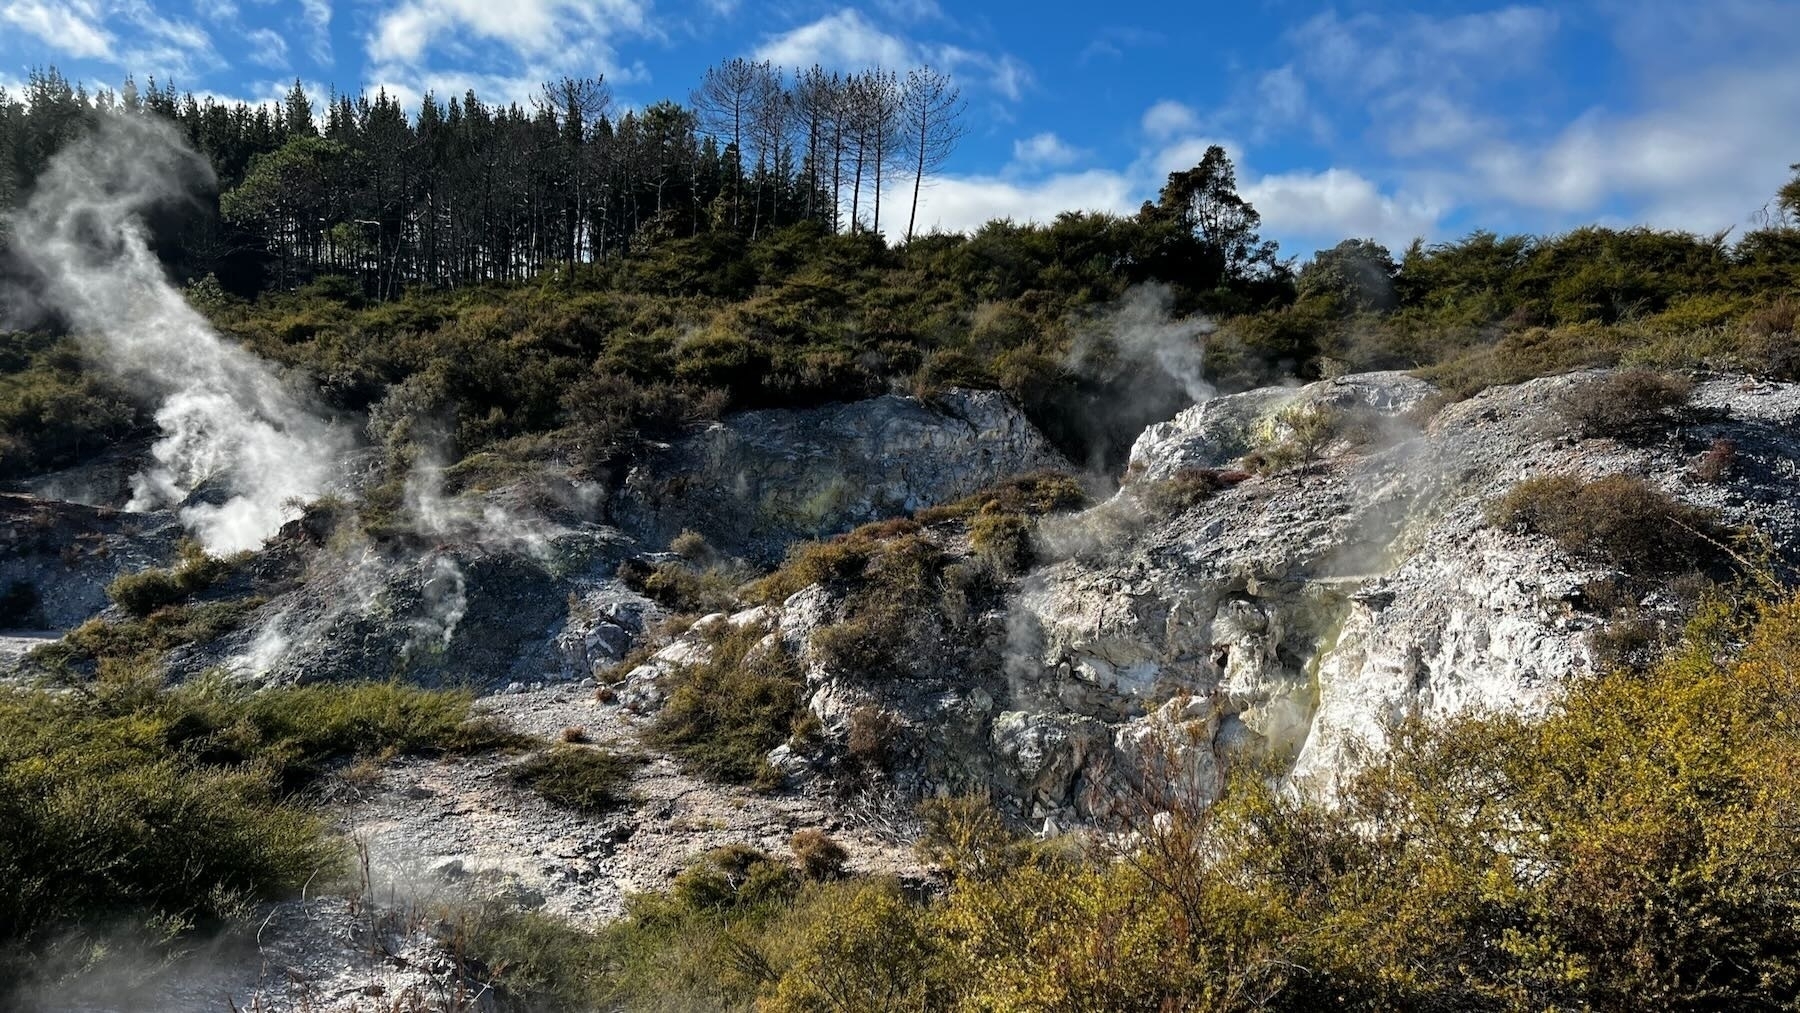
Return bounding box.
[5,116,350,553]
[1073,284,1217,404]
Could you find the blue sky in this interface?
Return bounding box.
[3,0,1799,257]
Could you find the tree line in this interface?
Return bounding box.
[0,61,965,296]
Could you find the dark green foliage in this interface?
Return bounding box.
[506,746,637,814]
[1298,238,1399,313]
[104,540,236,617]
[645,618,806,787]
[0,332,141,479]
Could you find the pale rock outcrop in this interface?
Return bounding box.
[672,370,1800,822]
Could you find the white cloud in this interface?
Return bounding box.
[911,169,1140,234]
[909,97,1439,254]
[1467,64,1800,232]
[119,6,220,78]
[1141,99,1199,139]
[1010,131,1083,170]
[875,0,941,22]
[365,0,651,112]
[1289,6,1560,97]
[1,0,116,60]
[298,0,331,63]
[754,9,913,70]
[1245,169,1441,252]
[245,26,287,69]
[368,0,649,67]
[753,9,1031,101]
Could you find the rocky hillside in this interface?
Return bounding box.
[10,368,1800,1010]
[629,369,1800,829]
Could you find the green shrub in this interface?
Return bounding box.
[506,746,637,814]
[914,471,1089,524]
[1557,368,1693,440]
[646,618,805,787]
[618,558,743,615]
[1245,402,1338,475]
[45,596,267,667]
[790,829,849,882]
[454,589,1800,1012]
[0,671,519,991]
[968,511,1035,574]
[1486,473,1730,575]
[103,540,238,618]
[1135,467,1246,515]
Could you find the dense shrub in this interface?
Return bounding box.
[967,511,1035,573]
[645,618,806,787]
[1486,473,1731,575]
[1557,368,1693,440]
[914,471,1089,524]
[461,590,1800,1011]
[46,596,267,666]
[103,540,236,617]
[0,333,142,479]
[617,557,742,615]
[789,829,849,881]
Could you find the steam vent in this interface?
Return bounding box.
[5,22,1800,1009]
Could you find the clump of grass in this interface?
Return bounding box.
[646,619,806,788]
[0,668,522,993]
[104,539,240,617]
[1694,437,1738,483]
[790,829,850,881]
[968,512,1035,574]
[914,471,1089,524]
[39,596,268,669]
[507,746,637,814]
[617,557,743,615]
[1135,467,1248,515]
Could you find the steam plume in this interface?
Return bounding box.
[1074,284,1217,403]
[5,115,350,553]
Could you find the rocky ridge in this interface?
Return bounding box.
[16,371,1800,1010]
[632,370,1800,828]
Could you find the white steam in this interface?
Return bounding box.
[6,115,350,553]
[1073,284,1218,404]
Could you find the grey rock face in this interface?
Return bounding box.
[164,519,651,689]
[0,492,183,630]
[612,388,1070,562]
[651,370,1800,821]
